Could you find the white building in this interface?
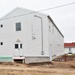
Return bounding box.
[0,7,64,63]
[64,43,75,54]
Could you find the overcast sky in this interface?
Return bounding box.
[0,0,75,43]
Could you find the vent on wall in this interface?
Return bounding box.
[0,24,3,28]
[32,36,36,40]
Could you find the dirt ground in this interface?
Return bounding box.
[0,59,75,75]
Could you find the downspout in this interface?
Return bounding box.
[34,15,44,55]
[49,44,52,61]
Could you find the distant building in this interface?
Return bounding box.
[64,43,75,54]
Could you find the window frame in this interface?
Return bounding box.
[20,44,22,49]
[15,44,18,49]
[49,26,51,32]
[16,22,21,31]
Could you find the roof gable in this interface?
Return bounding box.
[0,7,34,20]
[47,16,64,38]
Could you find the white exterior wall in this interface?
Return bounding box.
[48,18,64,58]
[0,8,49,59]
[64,47,75,54]
[71,48,75,53]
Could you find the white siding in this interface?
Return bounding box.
[0,8,49,57]
[64,48,69,54]
[64,47,75,54]
[0,8,64,62]
[48,18,64,57]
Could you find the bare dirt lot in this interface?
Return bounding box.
[0,59,75,75]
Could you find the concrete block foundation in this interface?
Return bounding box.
[25,56,50,63]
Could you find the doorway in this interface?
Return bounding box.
[14,43,23,57]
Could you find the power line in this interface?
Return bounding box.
[1,1,75,20]
[38,1,75,12]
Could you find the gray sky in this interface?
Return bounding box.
[0,0,75,43]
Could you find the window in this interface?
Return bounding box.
[1,24,3,28]
[20,44,22,48]
[15,44,18,49]
[49,26,51,32]
[52,25,54,34]
[1,42,3,45]
[16,22,21,31]
[68,47,72,54]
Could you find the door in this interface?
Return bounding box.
[14,43,23,57]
